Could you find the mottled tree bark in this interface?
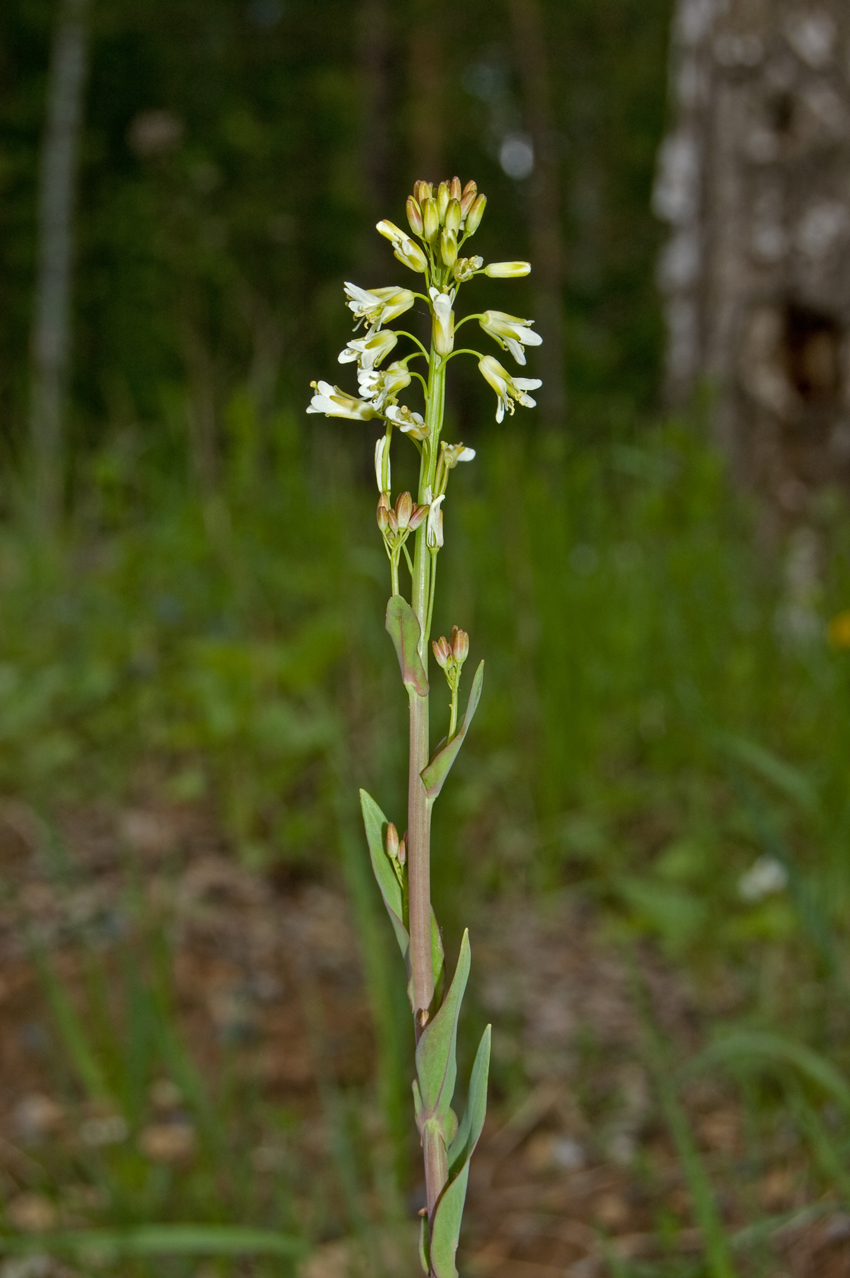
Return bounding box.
[30,0,91,529]
[509,0,567,428]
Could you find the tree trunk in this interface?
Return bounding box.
[30,0,91,530]
[509,0,567,428]
[655,0,850,512]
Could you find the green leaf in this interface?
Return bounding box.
[415,930,470,1122]
[448,1024,491,1176]
[421,662,484,801]
[385,595,429,697]
[0,1227,305,1258]
[429,1162,470,1278]
[418,1215,430,1276]
[359,789,409,960]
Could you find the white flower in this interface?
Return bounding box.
[441,442,476,468]
[477,355,542,423]
[307,381,377,421]
[429,286,455,356]
[479,310,542,366]
[453,256,483,282]
[426,494,445,549]
[358,361,411,411]
[484,261,531,277]
[344,283,415,330]
[386,404,427,439]
[374,435,390,491]
[738,856,788,903]
[339,327,398,370]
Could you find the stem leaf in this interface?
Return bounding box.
[448,1023,491,1175]
[428,1162,470,1278]
[415,930,470,1123]
[421,661,484,801]
[359,789,409,960]
[418,1216,430,1276]
[386,594,429,696]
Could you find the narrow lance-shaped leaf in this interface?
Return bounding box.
[415,930,470,1122]
[359,789,409,960]
[386,594,429,696]
[421,661,484,801]
[447,1023,491,1174]
[428,1164,469,1278]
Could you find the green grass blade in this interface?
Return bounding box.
[0,1226,306,1257]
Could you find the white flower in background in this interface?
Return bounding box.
[426,494,445,548]
[477,355,542,423]
[339,327,398,370]
[374,435,390,491]
[386,404,427,439]
[358,361,411,411]
[479,310,542,366]
[430,287,455,356]
[441,442,476,468]
[307,381,377,421]
[344,282,415,330]
[738,855,789,903]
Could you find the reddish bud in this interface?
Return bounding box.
[461,179,477,201]
[377,492,390,532]
[406,197,423,236]
[432,636,452,669]
[450,176,462,201]
[460,187,477,218]
[398,835,407,866]
[386,822,399,860]
[388,507,399,532]
[465,193,487,235]
[450,626,469,663]
[395,491,413,530]
[408,503,428,531]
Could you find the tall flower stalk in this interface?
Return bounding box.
[309,177,540,1277]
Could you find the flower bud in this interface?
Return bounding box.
[388,506,399,532]
[461,178,477,202]
[440,228,458,269]
[484,260,531,277]
[437,181,450,222]
[432,636,452,669]
[445,198,462,235]
[376,219,406,244]
[377,491,391,532]
[408,503,428,531]
[394,237,429,273]
[386,822,399,860]
[450,176,462,201]
[395,491,413,530]
[397,835,407,866]
[375,435,391,491]
[465,193,487,235]
[450,626,469,663]
[422,198,440,242]
[414,180,433,204]
[406,197,423,236]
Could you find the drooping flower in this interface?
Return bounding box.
[307,381,377,421]
[426,494,445,549]
[477,356,542,423]
[440,442,476,468]
[374,435,391,491]
[479,310,542,366]
[344,283,415,330]
[358,360,412,411]
[339,327,398,370]
[375,220,428,274]
[430,287,455,356]
[453,256,483,283]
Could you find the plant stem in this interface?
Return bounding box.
[407,344,445,1025]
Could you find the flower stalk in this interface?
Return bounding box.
[308,177,540,1278]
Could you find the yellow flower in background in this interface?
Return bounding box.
[827,610,850,648]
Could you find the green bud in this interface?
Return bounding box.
[465,193,487,235]
[445,198,462,235]
[440,228,458,268]
[449,176,462,201]
[483,260,531,277]
[385,822,399,860]
[460,182,478,218]
[422,198,440,242]
[437,181,450,222]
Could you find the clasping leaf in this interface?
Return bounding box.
[421,661,484,801]
[386,595,429,696]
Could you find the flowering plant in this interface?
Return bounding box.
[309,177,540,1277]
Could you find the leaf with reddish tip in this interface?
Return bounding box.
[415,930,470,1123]
[386,595,429,696]
[360,789,409,960]
[421,661,484,801]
